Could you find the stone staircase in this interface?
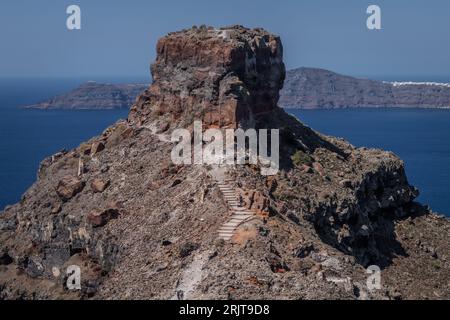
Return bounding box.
[216,180,256,241]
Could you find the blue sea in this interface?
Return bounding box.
[0,79,129,210]
[0,79,449,217]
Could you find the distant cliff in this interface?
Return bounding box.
[24,82,148,110]
[279,67,450,109]
[23,69,450,110]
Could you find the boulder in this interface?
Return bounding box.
[91,178,110,193]
[179,242,199,258]
[56,176,85,201]
[239,190,270,216]
[91,141,105,155]
[87,208,119,227]
[312,162,325,177]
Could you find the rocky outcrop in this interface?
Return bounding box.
[0,26,449,300]
[24,82,148,110]
[128,25,285,129]
[280,67,450,108]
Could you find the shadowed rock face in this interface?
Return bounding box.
[0,26,449,300]
[129,25,285,129]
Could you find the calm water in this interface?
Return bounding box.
[0,80,449,217]
[0,79,128,210]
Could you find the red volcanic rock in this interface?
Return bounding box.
[90,178,110,193]
[128,25,285,129]
[56,176,85,202]
[91,141,105,155]
[87,208,119,227]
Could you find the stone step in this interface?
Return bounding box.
[222,224,240,228]
[219,231,236,235]
[228,220,247,224]
[230,209,248,212]
[229,218,251,222]
[218,230,233,234]
[218,232,234,237]
[231,207,249,211]
[225,219,243,223]
[219,227,237,231]
[224,219,242,223]
[217,179,258,241]
[230,212,253,216]
[225,220,247,226]
[231,214,250,218]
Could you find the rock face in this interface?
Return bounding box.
[128,25,285,129]
[24,82,148,110]
[0,26,449,300]
[280,67,450,108]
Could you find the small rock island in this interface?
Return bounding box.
[24,81,148,110]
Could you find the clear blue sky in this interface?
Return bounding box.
[1,0,449,80]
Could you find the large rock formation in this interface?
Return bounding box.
[280,67,450,109]
[0,26,449,300]
[128,25,285,129]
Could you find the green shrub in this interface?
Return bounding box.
[291,150,313,167]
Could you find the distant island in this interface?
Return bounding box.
[24,81,148,110]
[280,68,450,109]
[23,68,450,110]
